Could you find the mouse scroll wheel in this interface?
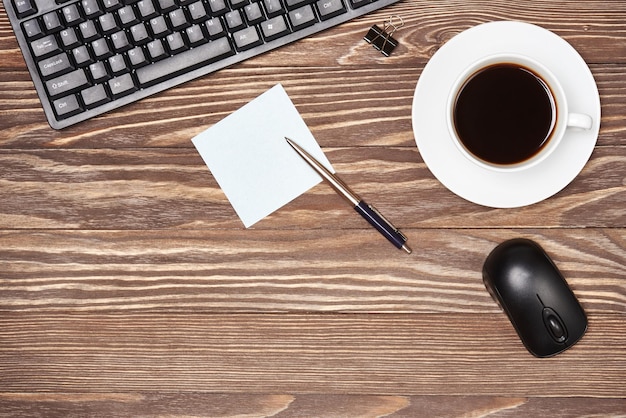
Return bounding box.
[542,307,568,343]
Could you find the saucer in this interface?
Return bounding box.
[412,21,601,208]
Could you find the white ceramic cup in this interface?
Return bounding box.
[447,53,593,172]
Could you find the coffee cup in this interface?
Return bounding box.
[447,53,593,172]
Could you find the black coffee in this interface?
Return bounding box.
[453,63,556,165]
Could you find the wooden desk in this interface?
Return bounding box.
[1,0,624,415]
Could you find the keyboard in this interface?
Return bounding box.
[4,0,401,129]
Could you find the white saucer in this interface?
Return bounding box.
[412,21,601,208]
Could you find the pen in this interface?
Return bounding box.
[285,137,412,254]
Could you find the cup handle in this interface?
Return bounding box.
[567,113,593,130]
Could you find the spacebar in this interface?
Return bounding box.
[136,38,234,87]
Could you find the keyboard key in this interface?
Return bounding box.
[317,0,346,20]
[103,0,123,11]
[38,52,73,79]
[61,4,84,26]
[43,11,64,33]
[127,46,149,67]
[185,24,206,46]
[207,0,228,16]
[79,20,99,41]
[111,30,132,51]
[92,38,113,59]
[72,45,93,66]
[108,73,138,98]
[188,1,208,22]
[168,9,190,30]
[31,35,61,58]
[22,18,43,39]
[13,0,37,18]
[60,27,81,48]
[81,0,103,18]
[225,10,245,31]
[136,37,234,86]
[244,2,265,24]
[233,27,262,51]
[130,23,151,44]
[137,0,158,19]
[147,39,168,60]
[108,54,128,75]
[53,94,82,118]
[158,0,177,11]
[149,16,171,37]
[166,32,187,53]
[45,68,89,97]
[82,84,110,108]
[99,13,120,34]
[289,5,317,30]
[117,6,139,27]
[264,0,285,17]
[88,61,110,82]
[205,17,226,39]
[260,16,289,40]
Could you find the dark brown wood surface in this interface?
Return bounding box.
[1,0,625,416]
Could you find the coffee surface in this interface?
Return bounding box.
[453,64,556,165]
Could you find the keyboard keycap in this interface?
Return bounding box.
[136,37,234,87]
[53,94,82,118]
[188,2,208,22]
[289,5,317,30]
[31,35,61,58]
[38,52,74,79]
[43,12,64,33]
[23,18,43,39]
[117,6,139,27]
[128,46,149,67]
[233,27,262,51]
[264,0,285,17]
[81,0,103,18]
[317,0,347,20]
[260,16,290,40]
[82,84,110,108]
[45,68,89,97]
[13,0,37,18]
[61,4,84,26]
[108,73,138,98]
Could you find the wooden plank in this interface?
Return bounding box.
[0,147,623,229]
[0,312,624,397]
[0,393,625,417]
[1,229,623,314]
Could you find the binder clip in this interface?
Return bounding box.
[364,15,404,57]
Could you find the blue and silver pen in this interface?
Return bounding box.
[285,137,412,254]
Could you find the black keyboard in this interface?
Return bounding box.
[4,0,401,129]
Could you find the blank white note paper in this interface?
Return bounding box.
[192,84,334,227]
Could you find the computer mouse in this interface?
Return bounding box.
[482,238,587,357]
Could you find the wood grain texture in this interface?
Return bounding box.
[1,229,624,313]
[1,312,625,397]
[0,0,624,416]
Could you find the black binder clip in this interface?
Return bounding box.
[364,16,404,57]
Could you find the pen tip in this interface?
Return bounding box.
[402,244,412,254]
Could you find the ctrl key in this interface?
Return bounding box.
[53,94,82,119]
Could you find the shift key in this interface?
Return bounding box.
[45,68,89,98]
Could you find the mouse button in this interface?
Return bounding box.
[542,307,568,343]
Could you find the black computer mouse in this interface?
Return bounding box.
[482,238,587,357]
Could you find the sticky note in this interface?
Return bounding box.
[192,84,334,227]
